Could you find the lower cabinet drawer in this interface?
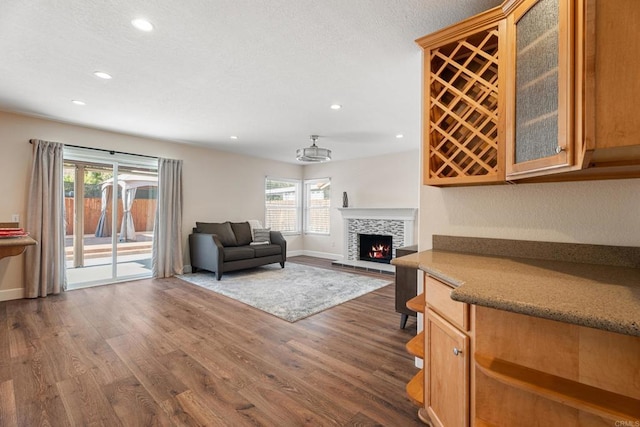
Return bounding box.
[425,275,469,331]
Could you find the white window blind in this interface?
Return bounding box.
[265,177,301,233]
[304,178,330,234]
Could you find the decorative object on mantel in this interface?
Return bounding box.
[342,191,349,208]
[296,135,331,162]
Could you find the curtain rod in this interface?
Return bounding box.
[29,139,158,160]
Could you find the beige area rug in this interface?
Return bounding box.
[178,262,392,322]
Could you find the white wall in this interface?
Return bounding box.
[419,177,640,250]
[302,150,420,259]
[0,111,303,297]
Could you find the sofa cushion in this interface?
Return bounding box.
[223,246,255,261]
[252,244,282,258]
[196,222,238,247]
[230,222,252,246]
[252,228,271,244]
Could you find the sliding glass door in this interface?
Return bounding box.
[63,148,157,289]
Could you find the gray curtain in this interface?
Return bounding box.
[120,187,137,241]
[24,139,66,297]
[95,185,112,237]
[152,158,183,277]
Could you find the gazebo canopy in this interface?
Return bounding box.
[101,174,158,192]
[96,174,158,240]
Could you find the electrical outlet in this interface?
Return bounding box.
[11,214,19,223]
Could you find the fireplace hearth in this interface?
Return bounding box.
[359,233,393,264]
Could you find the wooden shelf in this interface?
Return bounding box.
[0,235,36,260]
[406,293,425,312]
[406,331,425,358]
[475,353,640,422]
[406,369,425,406]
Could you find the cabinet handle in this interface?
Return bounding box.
[555,146,566,154]
[453,347,461,356]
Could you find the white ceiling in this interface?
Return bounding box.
[0,0,500,163]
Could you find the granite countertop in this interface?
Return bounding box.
[392,250,640,337]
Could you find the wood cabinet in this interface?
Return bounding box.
[416,8,506,186]
[425,309,469,427]
[417,0,640,186]
[423,275,471,427]
[473,306,640,425]
[505,0,574,177]
[506,0,640,181]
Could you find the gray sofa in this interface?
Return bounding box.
[188,221,286,280]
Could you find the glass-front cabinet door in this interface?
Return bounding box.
[506,0,575,179]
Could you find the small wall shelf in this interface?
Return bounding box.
[0,236,37,260]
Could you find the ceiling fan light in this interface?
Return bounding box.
[296,135,331,162]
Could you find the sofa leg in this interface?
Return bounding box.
[216,272,222,280]
[280,261,285,268]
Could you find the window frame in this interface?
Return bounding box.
[264,177,302,235]
[303,177,331,235]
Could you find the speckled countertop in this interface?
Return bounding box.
[392,250,640,337]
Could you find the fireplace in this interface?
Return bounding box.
[359,233,393,264]
[336,208,417,272]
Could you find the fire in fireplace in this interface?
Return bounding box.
[358,233,393,264]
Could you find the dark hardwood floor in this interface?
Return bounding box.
[0,256,421,426]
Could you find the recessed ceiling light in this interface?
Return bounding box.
[71,100,86,106]
[230,136,238,140]
[131,18,154,32]
[93,71,112,79]
[396,134,404,139]
[330,104,342,110]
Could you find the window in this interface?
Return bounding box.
[304,178,331,234]
[265,177,301,233]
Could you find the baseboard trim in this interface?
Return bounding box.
[0,287,24,301]
[296,250,342,260]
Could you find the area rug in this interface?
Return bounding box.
[178,263,392,322]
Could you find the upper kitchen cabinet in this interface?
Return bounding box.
[416,8,507,186]
[506,0,640,181]
[418,0,640,186]
[505,0,574,178]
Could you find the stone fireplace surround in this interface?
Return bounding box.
[333,207,417,273]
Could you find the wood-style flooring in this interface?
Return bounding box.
[0,256,422,426]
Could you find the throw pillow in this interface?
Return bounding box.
[252,228,271,244]
[230,222,252,246]
[195,222,238,247]
[247,219,263,240]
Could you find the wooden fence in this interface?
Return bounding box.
[64,198,156,235]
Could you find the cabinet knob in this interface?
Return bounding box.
[555,146,566,154]
[453,347,461,356]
